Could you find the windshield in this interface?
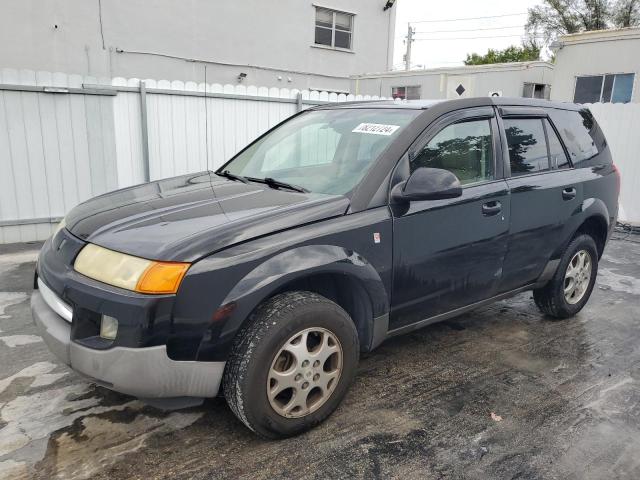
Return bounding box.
[220,108,419,195]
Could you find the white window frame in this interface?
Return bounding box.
[313,5,355,52]
[573,72,635,103]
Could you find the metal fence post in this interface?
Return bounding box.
[139,81,151,182]
[296,92,303,112]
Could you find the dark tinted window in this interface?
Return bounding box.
[504,118,549,176]
[544,119,570,169]
[411,119,493,185]
[574,76,603,103]
[602,75,615,102]
[548,109,601,166]
[573,73,635,103]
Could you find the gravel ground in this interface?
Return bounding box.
[0,235,639,480]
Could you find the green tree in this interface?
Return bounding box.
[526,0,640,41]
[464,44,541,65]
[613,0,640,27]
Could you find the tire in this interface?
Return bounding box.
[533,234,599,319]
[223,291,359,439]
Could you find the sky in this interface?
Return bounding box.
[392,0,544,69]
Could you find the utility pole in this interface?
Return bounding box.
[404,23,414,70]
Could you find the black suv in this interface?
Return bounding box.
[32,97,619,438]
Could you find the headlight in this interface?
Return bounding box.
[52,218,66,237]
[74,244,190,294]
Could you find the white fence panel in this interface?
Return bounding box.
[142,83,300,179]
[588,102,640,224]
[1,71,388,243]
[0,68,118,243]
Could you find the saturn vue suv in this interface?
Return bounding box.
[32,97,619,438]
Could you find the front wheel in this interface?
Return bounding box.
[533,234,599,319]
[223,291,359,439]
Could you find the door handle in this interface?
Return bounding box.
[562,187,576,200]
[482,200,502,216]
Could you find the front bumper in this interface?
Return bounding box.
[32,289,225,399]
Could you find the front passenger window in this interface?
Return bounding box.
[410,119,494,185]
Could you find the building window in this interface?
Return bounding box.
[574,73,635,104]
[315,7,353,50]
[391,86,421,100]
[523,83,550,99]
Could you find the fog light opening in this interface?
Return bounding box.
[100,315,119,340]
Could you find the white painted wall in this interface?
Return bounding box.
[551,29,640,103]
[351,62,555,99]
[0,0,396,92]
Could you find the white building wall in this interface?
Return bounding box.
[551,29,640,103]
[352,62,555,99]
[0,0,396,92]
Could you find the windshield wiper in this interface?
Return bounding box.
[216,170,249,183]
[247,177,309,193]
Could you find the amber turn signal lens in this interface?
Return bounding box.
[135,262,190,294]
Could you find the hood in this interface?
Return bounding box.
[66,172,350,262]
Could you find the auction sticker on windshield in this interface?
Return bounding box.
[352,123,400,135]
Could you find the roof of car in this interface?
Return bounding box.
[311,97,581,111]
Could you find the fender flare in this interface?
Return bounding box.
[562,197,610,257]
[218,244,390,351]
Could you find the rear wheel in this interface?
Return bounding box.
[223,291,359,438]
[533,234,598,319]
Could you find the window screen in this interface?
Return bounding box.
[410,119,494,185]
[504,118,549,176]
[544,119,570,169]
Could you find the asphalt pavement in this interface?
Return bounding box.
[1,235,639,479]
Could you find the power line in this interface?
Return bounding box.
[410,12,528,24]
[414,33,543,41]
[413,24,526,34]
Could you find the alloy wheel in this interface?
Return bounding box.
[267,327,343,418]
[564,249,592,305]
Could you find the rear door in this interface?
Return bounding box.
[390,107,510,331]
[497,107,583,292]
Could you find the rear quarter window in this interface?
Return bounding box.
[548,109,609,168]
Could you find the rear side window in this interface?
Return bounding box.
[548,109,602,167]
[544,119,570,169]
[504,118,549,176]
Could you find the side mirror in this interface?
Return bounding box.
[392,167,463,202]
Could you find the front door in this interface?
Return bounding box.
[390,107,510,331]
